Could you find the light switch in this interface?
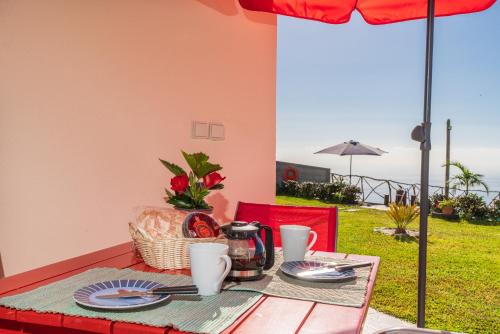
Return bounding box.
[192,121,210,139]
[209,123,225,140]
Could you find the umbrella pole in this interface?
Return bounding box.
[417,0,435,328]
[349,155,352,184]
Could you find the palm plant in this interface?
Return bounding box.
[386,203,420,234]
[445,161,489,194]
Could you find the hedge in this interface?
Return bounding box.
[277,180,361,204]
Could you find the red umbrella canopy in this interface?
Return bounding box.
[239,0,496,24]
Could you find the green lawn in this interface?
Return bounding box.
[276,196,500,334]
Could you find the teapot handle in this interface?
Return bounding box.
[260,225,275,270]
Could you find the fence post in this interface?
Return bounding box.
[387,181,392,202]
[360,176,365,202]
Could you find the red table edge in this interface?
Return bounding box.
[0,244,139,333]
[63,315,112,334]
[0,242,133,295]
[347,254,380,334]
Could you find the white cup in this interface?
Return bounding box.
[280,225,318,262]
[189,243,231,296]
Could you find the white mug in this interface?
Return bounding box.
[189,243,231,296]
[280,225,318,262]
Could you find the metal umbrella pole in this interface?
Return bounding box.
[416,0,436,328]
[349,155,352,184]
[445,119,452,199]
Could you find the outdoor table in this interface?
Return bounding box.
[0,242,379,334]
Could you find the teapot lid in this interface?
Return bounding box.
[229,221,259,232]
[221,221,261,239]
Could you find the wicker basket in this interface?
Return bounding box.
[129,223,227,269]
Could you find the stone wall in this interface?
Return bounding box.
[276,161,331,184]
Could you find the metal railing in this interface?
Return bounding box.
[331,173,499,206]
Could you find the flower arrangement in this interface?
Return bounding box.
[160,151,225,210]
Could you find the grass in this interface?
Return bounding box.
[276,196,500,334]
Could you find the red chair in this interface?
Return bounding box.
[235,202,338,252]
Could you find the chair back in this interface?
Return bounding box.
[235,202,338,252]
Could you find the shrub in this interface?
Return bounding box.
[314,183,330,201]
[325,181,346,194]
[320,182,347,202]
[278,180,360,204]
[342,185,361,204]
[438,199,457,210]
[299,182,317,199]
[328,192,345,204]
[455,194,489,220]
[280,180,300,196]
[488,199,499,221]
[386,203,420,234]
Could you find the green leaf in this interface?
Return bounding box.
[166,196,194,209]
[182,151,222,178]
[199,188,210,197]
[164,188,175,198]
[196,200,211,209]
[210,183,224,190]
[159,159,186,176]
[184,189,193,199]
[188,172,197,185]
[198,163,223,177]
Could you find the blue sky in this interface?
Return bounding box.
[276,3,500,190]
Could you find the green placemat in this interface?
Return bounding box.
[0,268,261,334]
[224,253,372,308]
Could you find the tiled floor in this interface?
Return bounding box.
[362,308,416,333]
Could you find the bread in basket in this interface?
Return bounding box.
[129,207,227,269]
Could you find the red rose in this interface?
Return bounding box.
[170,174,189,193]
[203,172,225,189]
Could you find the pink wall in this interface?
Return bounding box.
[0,0,276,276]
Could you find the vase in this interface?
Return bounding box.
[172,206,220,238]
[442,206,454,215]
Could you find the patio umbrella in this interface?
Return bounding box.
[239,0,496,328]
[315,140,387,184]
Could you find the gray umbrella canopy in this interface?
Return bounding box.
[315,140,387,182]
[315,140,387,156]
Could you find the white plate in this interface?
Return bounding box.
[280,261,357,282]
[73,280,170,310]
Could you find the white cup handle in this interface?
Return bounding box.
[214,255,232,291]
[307,230,318,251]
